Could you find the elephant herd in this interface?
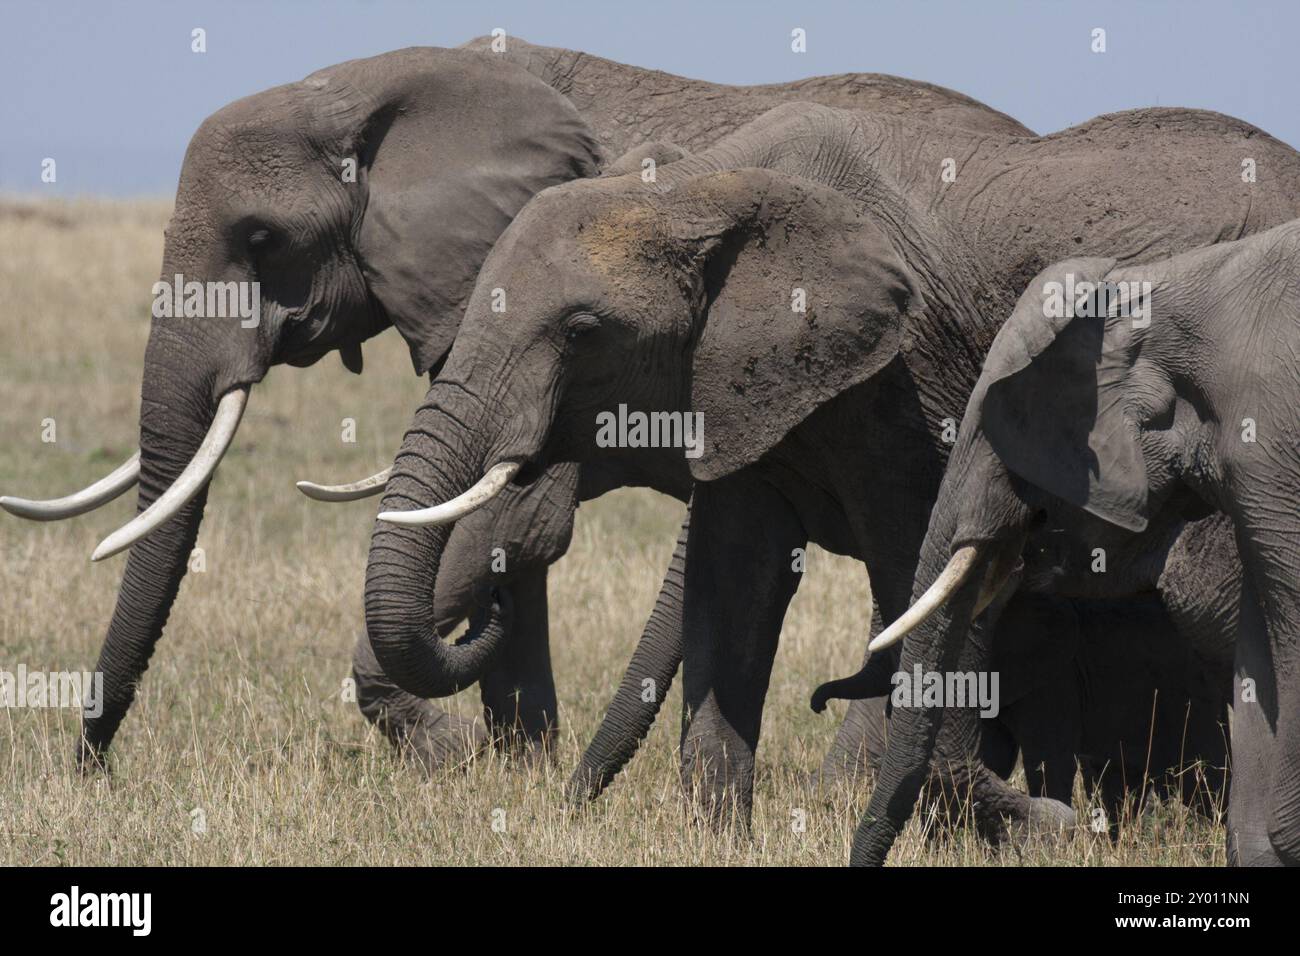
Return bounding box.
[5,36,1300,866]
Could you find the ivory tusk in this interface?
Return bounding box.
[867,545,983,653]
[90,389,248,562]
[296,468,392,502]
[1,452,141,521]
[377,461,520,527]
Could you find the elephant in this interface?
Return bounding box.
[0,37,1030,770]
[822,516,1237,832]
[820,221,1300,865]
[358,99,1300,835]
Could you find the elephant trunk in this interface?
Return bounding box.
[79,325,230,764]
[849,537,991,864]
[364,386,515,699]
[567,511,691,804]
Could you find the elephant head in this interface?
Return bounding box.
[0,48,601,762]
[362,163,919,699]
[826,228,1300,865]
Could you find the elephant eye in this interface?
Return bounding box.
[565,312,601,341]
[247,228,272,249]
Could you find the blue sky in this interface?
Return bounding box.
[3,0,1297,195]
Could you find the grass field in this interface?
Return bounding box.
[0,197,1225,865]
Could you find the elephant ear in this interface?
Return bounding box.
[672,168,918,480]
[979,256,1150,532]
[308,52,602,375]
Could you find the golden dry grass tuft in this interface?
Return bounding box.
[0,197,1224,865]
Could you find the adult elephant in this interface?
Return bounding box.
[0,39,1028,769]
[361,101,1300,831]
[826,226,1300,865]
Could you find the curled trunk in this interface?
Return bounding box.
[364,390,511,698]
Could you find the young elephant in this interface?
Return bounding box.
[825,222,1300,865]
[364,100,1300,831]
[0,39,1025,770]
[820,529,1236,829]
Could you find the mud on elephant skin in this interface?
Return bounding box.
[839,229,1300,866]
[0,40,1028,771]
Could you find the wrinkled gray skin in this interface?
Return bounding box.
[365,101,1300,834]
[347,40,1033,766]
[826,522,1236,832]
[828,222,1300,865]
[27,35,1031,769]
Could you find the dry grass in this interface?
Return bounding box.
[0,197,1225,865]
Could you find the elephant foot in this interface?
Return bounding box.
[491,722,557,772]
[1002,796,1076,847]
[75,734,111,776]
[679,737,755,833]
[353,634,489,774]
[811,742,873,792]
[806,764,876,806]
[811,697,889,795]
[396,706,489,774]
[812,741,878,795]
[927,763,1074,846]
[1227,829,1290,867]
[481,686,558,771]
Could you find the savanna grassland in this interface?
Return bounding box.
[0,197,1225,865]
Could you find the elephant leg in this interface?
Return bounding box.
[567,511,690,805]
[478,566,558,763]
[352,629,487,774]
[928,600,1075,844]
[679,476,805,829]
[980,718,1019,780]
[1226,559,1289,864]
[1004,689,1080,804]
[1179,695,1230,817]
[1225,516,1300,866]
[818,695,891,785]
[1021,742,1078,805]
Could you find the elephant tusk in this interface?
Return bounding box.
[378,461,520,527]
[1,452,141,521]
[867,545,983,653]
[296,468,392,502]
[90,389,248,562]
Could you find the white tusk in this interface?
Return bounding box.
[296,468,392,502]
[868,545,983,653]
[1,452,141,521]
[90,389,248,562]
[378,461,520,527]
